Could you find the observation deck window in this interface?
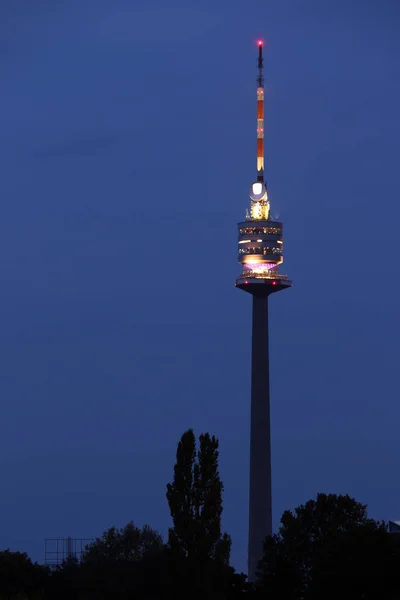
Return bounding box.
[239,247,282,256]
[239,226,282,236]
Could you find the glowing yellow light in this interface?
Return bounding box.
[262,203,270,220]
[239,239,251,244]
[250,202,262,219]
[257,239,263,242]
[243,257,263,264]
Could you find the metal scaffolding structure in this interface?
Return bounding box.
[44,537,93,567]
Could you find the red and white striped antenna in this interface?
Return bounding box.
[256,40,265,183]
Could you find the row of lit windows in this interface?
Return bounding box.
[239,227,282,236]
[239,247,282,255]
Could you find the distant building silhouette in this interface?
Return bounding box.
[388,521,400,533]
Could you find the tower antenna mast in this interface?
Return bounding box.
[256,40,265,184]
[257,40,264,87]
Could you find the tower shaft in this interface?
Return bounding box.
[248,293,272,580]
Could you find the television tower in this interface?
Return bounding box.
[235,40,292,581]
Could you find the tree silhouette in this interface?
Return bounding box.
[256,493,400,600]
[46,429,248,600]
[77,522,166,599]
[166,429,232,597]
[0,549,47,600]
[82,522,164,565]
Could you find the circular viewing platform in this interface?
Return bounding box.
[235,271,292,295]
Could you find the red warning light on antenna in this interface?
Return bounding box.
[257,40,263,47]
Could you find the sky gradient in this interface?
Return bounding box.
[0,0,399,572]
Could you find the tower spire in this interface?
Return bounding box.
[256,40,265,183]
[257,40,264,87]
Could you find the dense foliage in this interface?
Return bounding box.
[0,433,398,599]
[255,493,400,600]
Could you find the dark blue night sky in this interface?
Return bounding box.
[0,0,399,572]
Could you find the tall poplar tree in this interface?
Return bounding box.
[166,429,231,594]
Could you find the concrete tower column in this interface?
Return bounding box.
[248,293,272,580]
